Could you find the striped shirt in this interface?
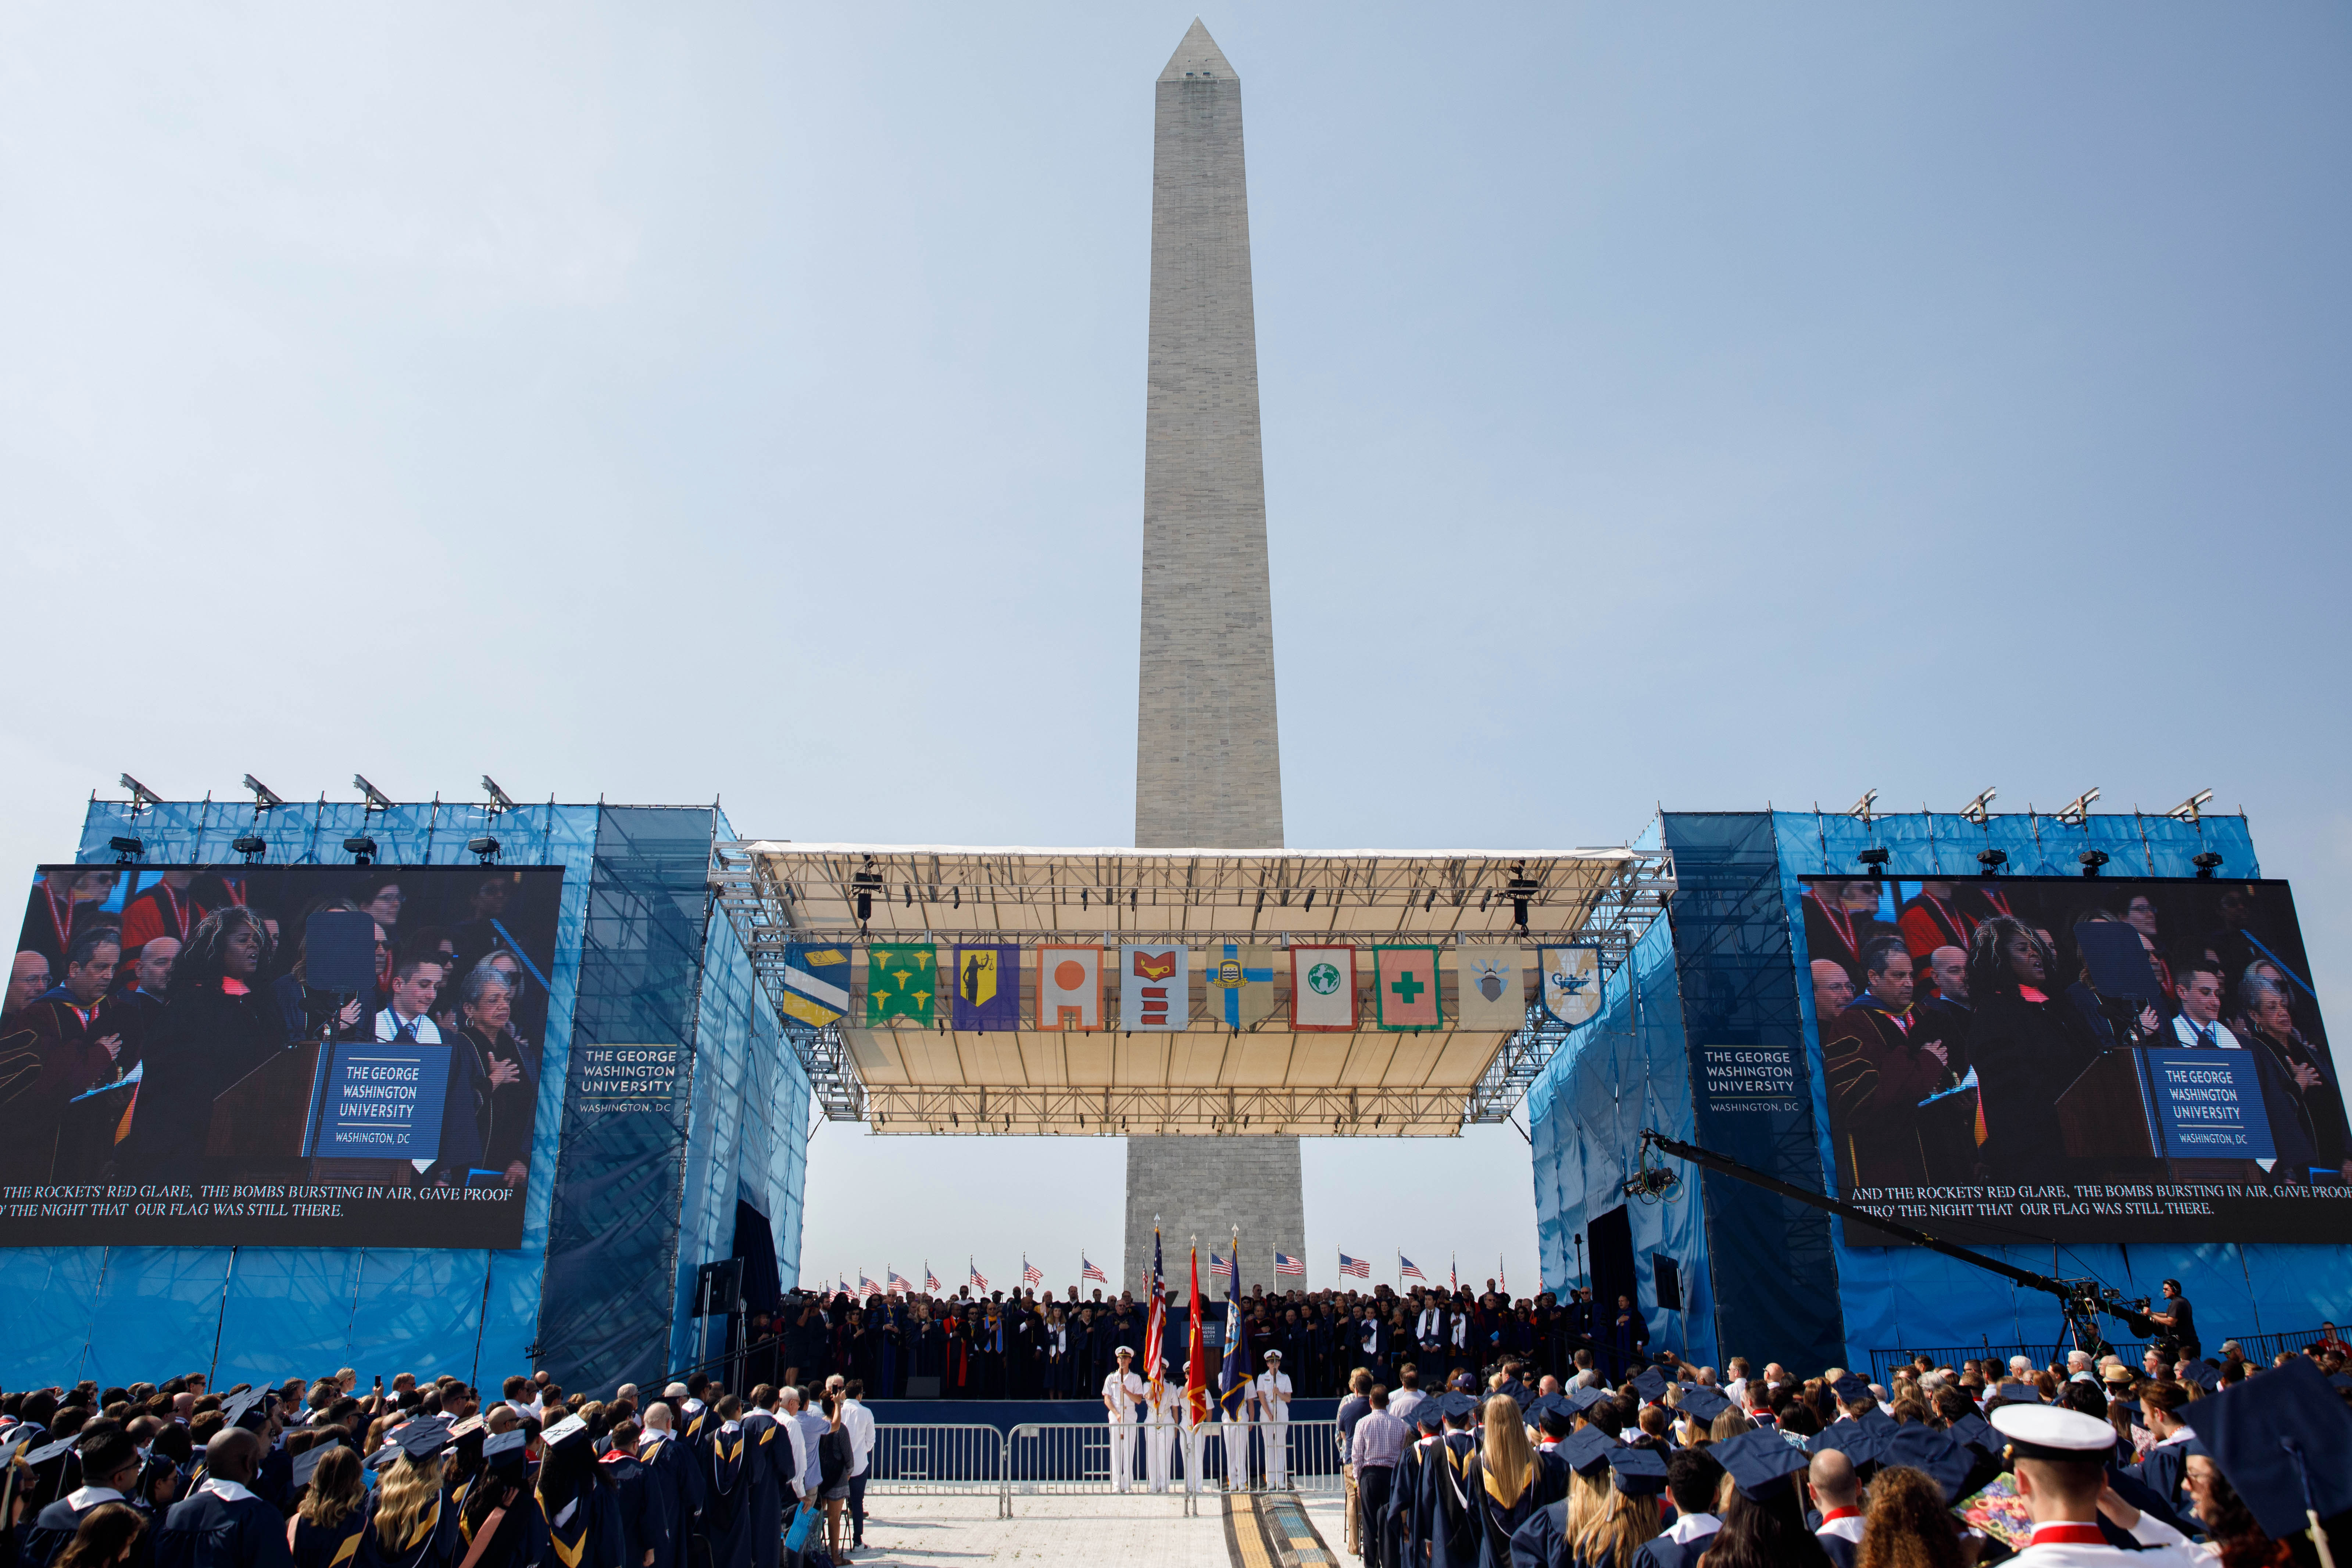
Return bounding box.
[1349,1410,1411,1470]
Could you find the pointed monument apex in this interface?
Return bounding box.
[1159,18,1237,83]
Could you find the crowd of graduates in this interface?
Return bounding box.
[1,1365,880,1568]
[1334,1328,2352,1568]
[739,1280,1644,1401]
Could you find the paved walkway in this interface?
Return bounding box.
[829,1491,1347,1567]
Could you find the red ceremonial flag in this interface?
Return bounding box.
[1184,1241,1211,1424]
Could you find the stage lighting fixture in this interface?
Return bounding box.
[1508,864,1536,932]
[1847,788,1879,823]
[2055,787,2101,826]
[852,858,880,923]
[468,836,501,864]
[109,836,145,864]
[344,836,379,865]
[1856,847,1890,872]
[2193,852,2224,879]
[1962,786,1997,825]
[1976,849,2008,879]
[2080,850,2109,878]
[242,774,283,810]
[353,774,395,812]
[2168,789,2214,825]
[119,774,162,813]
[482,775,517,813]
[232,835,268,863]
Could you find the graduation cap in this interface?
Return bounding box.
[366,1442,403,1473]
[1676,1386,1731,1424]
[1560,1427,1617,1476]
[1993,1382,2040,1404]
[221,1389,272,1430]
[1608,1446,1669,1496]
[540,1415,590,1454]
[2178,1357,2352,1546]
[1830,1373,1870,1404]
[23,1437,75,1469]
[483,1430,529,1476]
[1631,1367,1671,1403]
[1565,1386,1609,1414]
[1415,1405,1446,1432]
[2330,1372,2352,1393]
[1876,1424,1973,1503]
[290,1440,343,1490]
[394,1420,454,1462]
[1712,1429,1811,1499]
[1808,1420,1885,1467]
[1438,1392,1480,1422]
[2184,1364,2224,1395]
[1948,1413,1998,1456]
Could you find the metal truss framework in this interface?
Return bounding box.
[708,841,1677,1132]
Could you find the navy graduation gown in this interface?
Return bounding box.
[1423,1434,1480,1568]
[22,1490,154,1568]
[350,1491,453,1568]
[731,1415,783,1568]
[596,1457,653,1568]
[629,1437,689,1568]
[692,1426,752,1568]
[519,1482,622,1568]
[1631,1533,1707,1568]
[155,1486,299,1568]
[1506,1501,1569,1568]
[289,1511,370,1568]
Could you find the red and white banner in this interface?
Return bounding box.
[1036,944,1103,1031]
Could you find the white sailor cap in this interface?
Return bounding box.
[1263,1350,1282,1362]
[1114,1345,1135,1357]
[1988,1403,2115,1458]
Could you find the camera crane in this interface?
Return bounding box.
[1633,1129,2158,1360]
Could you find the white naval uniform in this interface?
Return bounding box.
[1102,1369,1148,1492]
[1144,1379,1182,1492]
[2004,1515,2204,1568]
[1251,1369,1293,1487]
[1222,1388,1255,1490]
[1179,1395,1210,1495]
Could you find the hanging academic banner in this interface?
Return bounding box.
[1209,943,1278,1029]
[864,944,937,1027]
[1290,946,1355,1031]
[1120,945,1190,1031]
[950,944,1021,1031]
[779,943,851,1028]
[1035,945,1103,1031]
[1538,945,1602,1027]
[1373,946,1442,1031]
[0,862,564,1248]
[1796,873,2352,1247]
[1455,946,1526,1030]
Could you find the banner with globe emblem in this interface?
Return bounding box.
[1538,944,1602,1027]
[1289,945,1355,1031]
[1454,944,1526,1029]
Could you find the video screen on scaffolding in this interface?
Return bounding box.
[2,862,564,1247]
[1798,874,2351,1246]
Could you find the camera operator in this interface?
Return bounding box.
[2146,1279,2199,1363]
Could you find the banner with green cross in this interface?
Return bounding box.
[1373,945,1442,1031]
[864,943,938,1026]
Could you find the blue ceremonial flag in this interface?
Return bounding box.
[1210,943,1278,1028]
[950,944,1021,1031]
[1219,1229,1250,1418]
[780,943,851,1028]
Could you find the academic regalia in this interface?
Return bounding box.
[524,1421,623,1568]
[1,990,121,1184]
[1465,1459,1546,1568]
[1822,997,1960,1189]
[351,1484,454,1568]
[1631,1528,1714,1568]
[628,1433,689,1568]
[1965,987,2101,1183]
[1504,1501,1569,1568]
[289,1508,371,1568]
[731,1413,784,1568]
[2123,1436,2202,1528]
[1388,1435,1437,1568]
[1423,1432,1480,1568]
[596,1452,654,1568]
[154,1479,300,1568]
[21,1485,150,1568]
[121,975,284,1182]
[692,1422,753,1568]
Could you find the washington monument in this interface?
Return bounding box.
[1125,20,1307,1293]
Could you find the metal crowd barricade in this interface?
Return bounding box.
[994,1418,1348,1516]
[865,1425,1009,1515]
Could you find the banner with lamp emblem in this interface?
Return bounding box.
[1454,945,1526,1029]
[950,944,1021,1031]
[1120,944,1190,1031]
[864,944,938,1027]
[1208,942,1278,1029]
[1538,944,1602,1027]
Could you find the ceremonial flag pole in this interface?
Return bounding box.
[1184,1236,1211,1425]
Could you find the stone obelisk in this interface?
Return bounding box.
[1125,19,1307,1297]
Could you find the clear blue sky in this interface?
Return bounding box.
[3,5,2348,1296]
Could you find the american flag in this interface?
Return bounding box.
[969,1260,989,1291]
[1338,1253,1369,1279]
[924,1265,941,1293]
[1082,1256,1108,1285]
[1450,1256,1458,1291]
[1273,1252,1304,1278]
[887,1271,911,1296]
[1399,1254,1427,1282]
[1021,1257,1044,1287]
[1209,1253,1233,1282]
[858,1271,877,1294]
[1498,1257,1507,1295]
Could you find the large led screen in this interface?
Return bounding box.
[1798,875,2351,1245]
[2,863,563,1247]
